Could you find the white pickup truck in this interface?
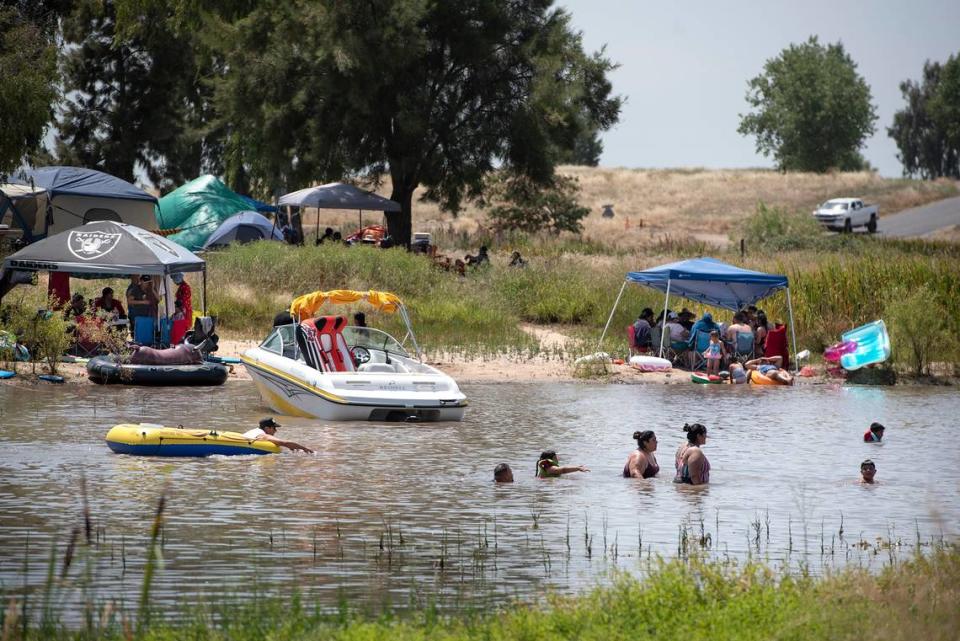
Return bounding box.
[813,198,879,233]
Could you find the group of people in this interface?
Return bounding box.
[433,246,529,277]
[240,415,882,487]
[632,304,790,378]
[59,273,192,348]
[491,420,887,485]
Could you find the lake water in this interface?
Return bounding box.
[1,380,958,614]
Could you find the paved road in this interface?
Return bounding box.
[880,195,960,237]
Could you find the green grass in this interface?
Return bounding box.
[6,546,958,640]
[5,209,956,367]
[201,235,960,367]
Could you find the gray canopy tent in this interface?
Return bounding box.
[1,220,207,313]
[278,182,401,242]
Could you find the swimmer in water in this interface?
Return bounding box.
[744,356,794,385]
[494,463,514,483]
[864,422,885,442]
[535,450,589,478]
[860,459,877,484]
[674,423,710,485]
[623,430,660,478]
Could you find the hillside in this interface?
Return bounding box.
[296,168,958,251]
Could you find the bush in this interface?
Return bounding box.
[482,172,590,234]
[884,284,954,376]
[2,294,73,375]
[739,202,825,251]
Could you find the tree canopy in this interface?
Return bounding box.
[55,0,221,189]
[738,36,876,173]
[204,0,620,245]
[0,4,60,174]
[888,53,960,179]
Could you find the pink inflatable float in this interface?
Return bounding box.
[629,355,672,372]
[823,340,857,363]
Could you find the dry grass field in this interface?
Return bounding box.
[295,167,958,251]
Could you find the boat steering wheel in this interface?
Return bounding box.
[351,346,371,365]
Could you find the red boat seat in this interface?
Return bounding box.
[297,316,355,372]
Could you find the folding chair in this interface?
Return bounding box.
[158,318,173,347]
[651,325,673,361]
[133,316,156,346]
[627,324,639,356]
[170,318,190,345]
[733,331,755,364]
[691,330,713,371]
[70,316,106,357]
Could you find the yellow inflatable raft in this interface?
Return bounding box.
[105,424,280,457]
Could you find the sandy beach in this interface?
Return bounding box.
[2,336,832,387]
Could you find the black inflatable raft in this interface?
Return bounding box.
[87,356,228,386]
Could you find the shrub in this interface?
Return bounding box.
[884,284,954,376]
[3,294,73,375]
[482,172,590,234]
[739,202,824,251]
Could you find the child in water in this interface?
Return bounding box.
[535,450,589,478]
[864,422,885,442]
[703,330,723,375]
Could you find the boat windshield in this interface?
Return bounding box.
[342,326,409,357]
[260,324,298,359]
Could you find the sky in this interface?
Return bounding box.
[558,0,960,177]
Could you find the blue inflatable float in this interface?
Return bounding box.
[839,320,891,370]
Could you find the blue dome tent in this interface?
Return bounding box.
[202,211,283,249]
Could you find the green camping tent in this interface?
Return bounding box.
[156,175,270,251]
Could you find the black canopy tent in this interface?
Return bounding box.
[278,182,402,243]
[0,221,207,313]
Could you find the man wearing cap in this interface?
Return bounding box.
[171,273,192,322]
[664,311,689,352]
[242,418,314,453]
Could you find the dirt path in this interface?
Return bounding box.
[518,322,574,351]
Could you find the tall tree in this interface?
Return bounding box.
[889,55,960,179]
[207,0,620,245]
[557,128,603,167]
[56,0,220,189]
[0,2,65,174]
[738,36,877,173]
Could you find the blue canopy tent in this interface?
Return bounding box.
[600,257,797,366]
[20,166,157,202]
[239,194,277,214]
[11,166,158,239]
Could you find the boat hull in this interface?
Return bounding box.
[242,350,467,422]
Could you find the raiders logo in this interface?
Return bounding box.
[68,230,122,261]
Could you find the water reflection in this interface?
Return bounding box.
[0,381,958,614]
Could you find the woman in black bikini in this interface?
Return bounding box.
[623,430,660,478]
[674,423,710,485]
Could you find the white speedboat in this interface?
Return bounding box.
[242,289,467,421]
